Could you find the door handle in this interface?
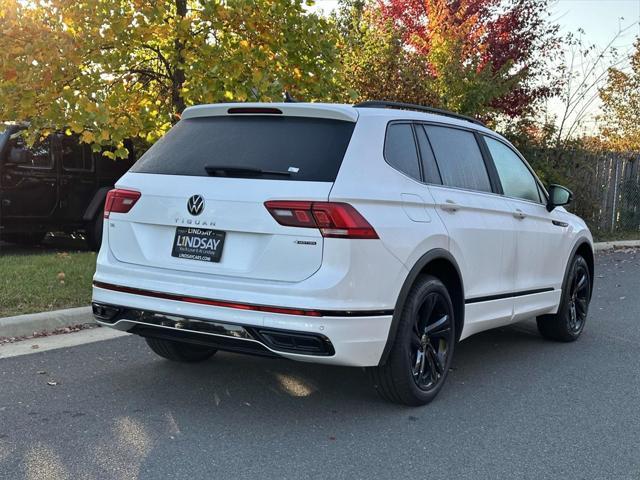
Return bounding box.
[441,199,459,212]
[513,209,526,220]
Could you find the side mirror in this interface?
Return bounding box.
[546,184,572,212]
[7,148,30,166]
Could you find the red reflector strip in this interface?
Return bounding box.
[92,281,322,317]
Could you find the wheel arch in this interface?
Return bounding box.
[572,239,595,298]
[378,248,465,366]
[82,187,112,222]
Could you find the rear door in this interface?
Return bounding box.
[421,124,517,324]
[56,134,97,223]
[108,110,356,282]
[0,133,58,221]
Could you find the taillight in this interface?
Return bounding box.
[265,201,378,239]
[104,189,141,219]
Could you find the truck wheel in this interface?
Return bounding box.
[145,338,218,362]
[85,212,104,252]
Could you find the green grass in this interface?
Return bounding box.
[0,251,96,318]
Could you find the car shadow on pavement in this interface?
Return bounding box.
[88,322,557,477]
[101,319,549,413]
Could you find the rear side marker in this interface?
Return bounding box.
[93,281,393,318]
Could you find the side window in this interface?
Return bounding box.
[424,125,492,193]
[61,135,94,171]
[7,135,52,169]
[384,123,421,181]
[414,125,442,184]
[484,136,541,203]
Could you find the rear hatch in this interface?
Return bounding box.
[107,104,357,282]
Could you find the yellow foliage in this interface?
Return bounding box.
[0,0,346,159]
[80,130,95,143]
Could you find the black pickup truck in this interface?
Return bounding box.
[0,124,134,250]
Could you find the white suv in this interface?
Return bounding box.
[92,101,594,406]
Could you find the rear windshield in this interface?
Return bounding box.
[130,116,356,182]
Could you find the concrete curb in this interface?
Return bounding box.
[0,306,94,338]
[593,240,640,252]
[0,327,127,359]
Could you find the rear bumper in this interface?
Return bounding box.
[92,285,393,367]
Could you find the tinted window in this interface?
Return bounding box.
[384,123,421,180]
[484,137,541,203]
[424,126,491,193]
[131,116,355,182]
[7,134,52,169]
[61,135,94,171]
[415,125,442,184]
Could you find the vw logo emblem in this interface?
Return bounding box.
[187,195,205,216]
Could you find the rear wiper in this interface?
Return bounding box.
[204,165,292,178]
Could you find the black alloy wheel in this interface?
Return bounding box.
[537,254,591,342]
[567,260,590,334]
[410,292,453,391]
[369,275,456,406]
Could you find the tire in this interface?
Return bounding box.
[368,275,456,406]
[537,255,591,342]
[145,337,218,362]
[85,212,104,252]
[1,232,46,246]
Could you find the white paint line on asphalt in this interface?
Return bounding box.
[0,327,129,359]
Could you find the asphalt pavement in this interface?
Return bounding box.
[1,249,639,479]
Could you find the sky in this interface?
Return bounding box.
[548,0,639,134]
[551,0,639,47]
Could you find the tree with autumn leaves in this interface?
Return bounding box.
[600,39,640,152]
[0,0,345,157]
[0,0,571,154]
[338,0,562,121]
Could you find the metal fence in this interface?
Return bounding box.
[590,153,640,237]
[525,148,640,240]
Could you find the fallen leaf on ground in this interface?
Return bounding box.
[47,381,58,386]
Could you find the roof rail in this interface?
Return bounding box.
[353,100,486,127]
